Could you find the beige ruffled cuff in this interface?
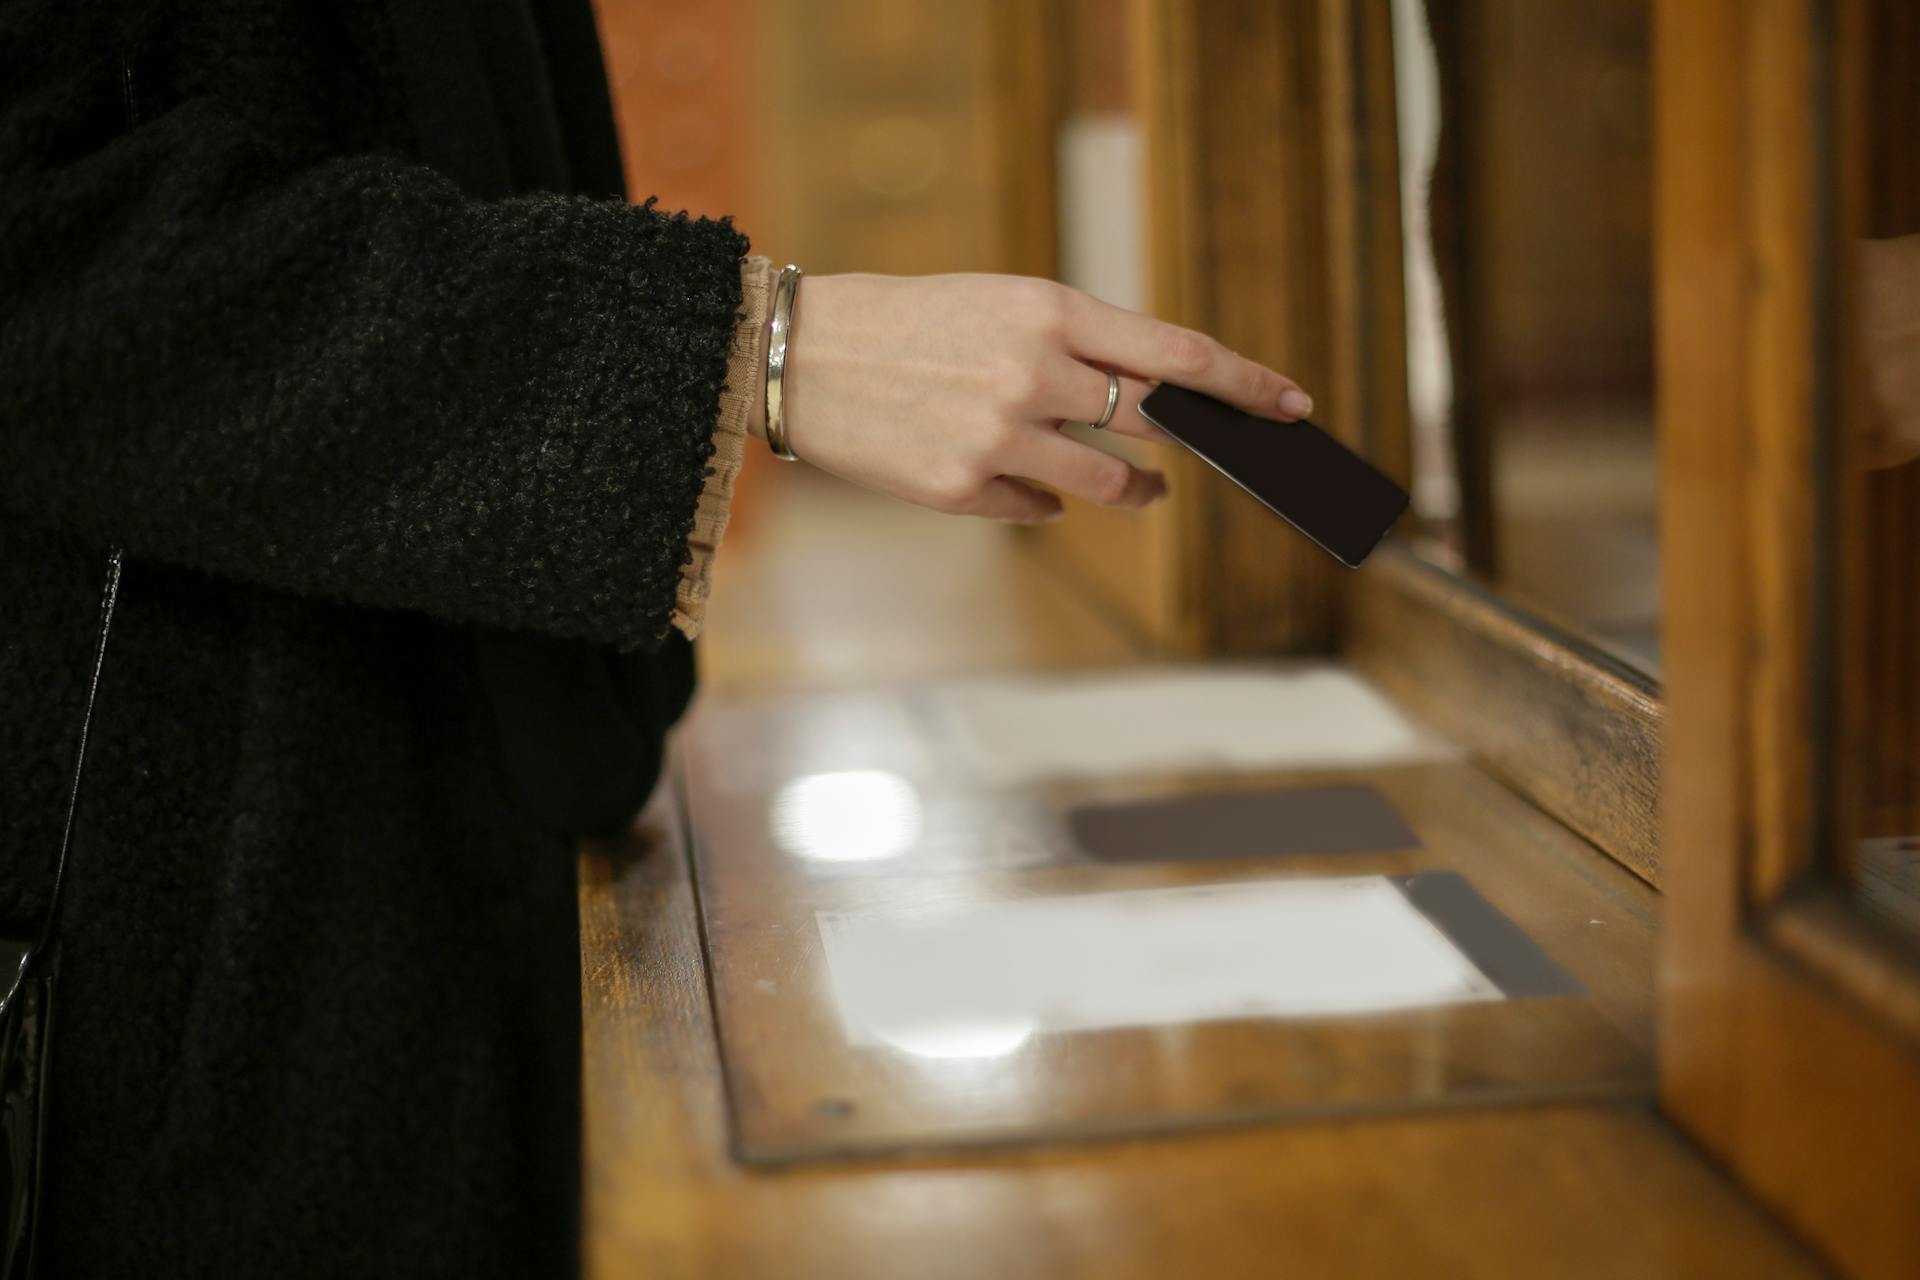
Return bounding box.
[672,254,773,640]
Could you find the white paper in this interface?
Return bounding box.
[931,667,1449,785]
[818,876,1502,1059]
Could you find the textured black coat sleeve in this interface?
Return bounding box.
[0,5,750,653]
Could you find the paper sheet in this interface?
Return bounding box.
[931,667,1450,785]
[819,875,1502,1059]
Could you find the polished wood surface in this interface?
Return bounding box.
[581,777,1819,1280]
[697,469,1143,694]
[1346,546,1663,885]
[1657,1,1920,1275]
[683,683,1654,1161]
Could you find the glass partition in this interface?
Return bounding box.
[1835,4,1920,947]
[1387,0,1660,672]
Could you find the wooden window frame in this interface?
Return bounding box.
[1657,2,1920,1275]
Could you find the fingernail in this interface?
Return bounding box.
[1280,390,1313,418]
[1039,508,1065,524]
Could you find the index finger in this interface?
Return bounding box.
[1063,292,1313,421]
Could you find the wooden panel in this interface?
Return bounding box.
[1346,546,1663,885]
[1327,0,1414,488]
[1739,0,1823,903]
[1150,0,1342,655]
[1766,889,1920,1048]
[1010,0,1180,656]
[1012,0,1358,656]
[1657,1,1920,1276]
[580,772,1822,1280]
[1689,939,1920,1278]
[984,0,1068,281]
[1651,0,1752,1162]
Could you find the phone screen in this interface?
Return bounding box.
[1136,383,1409,567]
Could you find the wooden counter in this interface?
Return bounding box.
[579,776,1820,1279]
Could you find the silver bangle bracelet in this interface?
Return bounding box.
[764,263,803,462]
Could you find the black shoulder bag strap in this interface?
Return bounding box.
[3,41,146,1279]
[1,549,124,1280]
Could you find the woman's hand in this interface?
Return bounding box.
[758,273,1313,524]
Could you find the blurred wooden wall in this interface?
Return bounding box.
[594,0,1005,533]
[595,0,760,225]
[1447,0,1653,411]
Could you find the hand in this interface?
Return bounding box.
[1858,235,1920,469]
[760,272,1312,524]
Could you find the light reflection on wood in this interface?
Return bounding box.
[683,673,1657,1164]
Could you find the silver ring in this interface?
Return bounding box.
[1089,371,1121,430]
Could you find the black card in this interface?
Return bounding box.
[1068,784,1420,863]
[1137,383,1409,567]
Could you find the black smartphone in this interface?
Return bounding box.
[1136,383,1409,567]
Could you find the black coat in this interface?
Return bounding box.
[0,0,749,1273]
